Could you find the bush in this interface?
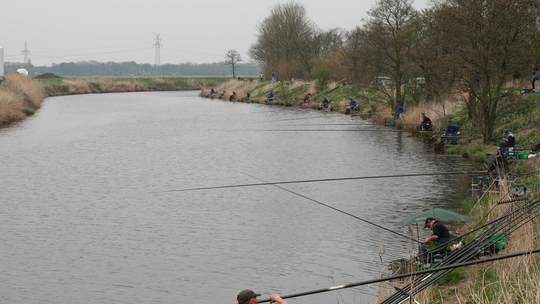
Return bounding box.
[311,61,334,90]
[471,150,487,162]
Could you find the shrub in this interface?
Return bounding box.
[471,151,487,162]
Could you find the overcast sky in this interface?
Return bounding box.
[1,0,429,66]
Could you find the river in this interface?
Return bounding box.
[0,91,472,304]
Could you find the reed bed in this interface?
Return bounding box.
[0,75,45,127]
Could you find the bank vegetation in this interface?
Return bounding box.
[0,75,45,127]
[248,0,540,144]
[0,76,228,128]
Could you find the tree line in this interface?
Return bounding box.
[249,0,540,143]
[5,61,261,78]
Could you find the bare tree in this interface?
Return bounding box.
[437,0,539,142]
[225,49,242,78]
[409,8,457,113]
[250,2,316,79]
[363,0,418,109]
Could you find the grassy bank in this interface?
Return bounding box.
[42,77,229,97]
[418,160,540,304]
[0,75,45,127]
[201,79,387,114]
[204,79,539,161]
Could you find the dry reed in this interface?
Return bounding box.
[0,75,45,127]
[4,74,45,108]
[0,88,25,125]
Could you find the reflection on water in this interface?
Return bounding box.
[0,91,472,304]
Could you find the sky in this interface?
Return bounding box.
[1,0,429,66]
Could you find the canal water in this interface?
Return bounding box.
[0,91,472,304]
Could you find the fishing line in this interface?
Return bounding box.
[237,170,421,243]
[151,171,486,194]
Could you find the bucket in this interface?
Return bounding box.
[517,151,529,160]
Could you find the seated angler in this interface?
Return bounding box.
[393,103,404,120]
[444,124,461,136]
[443,123,461,144]
[318,97,331,111]
[243,92,251,103]
[229,91,237,102]
[266,90,274,104]
[300,92,312,107]
[498,130,516,159]
[419,113,433,131]
[418,217,450,263]
[345,98,359,114]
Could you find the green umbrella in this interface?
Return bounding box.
[399,208,469,226]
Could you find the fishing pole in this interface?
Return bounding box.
[240,129,403,132]
[152,171,486,194]
[237,170,422,244]
[280,123,371,127]
[251,110,283,114]
[256,247,540,303]
[417,198,539,259]
[382,198,540,304]
[269,115,340,122]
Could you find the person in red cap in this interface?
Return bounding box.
[237,289,288,304]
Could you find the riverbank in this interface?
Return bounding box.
[202,79,539,161]
[0,75,45,127]
[41,77,228,97]
[418,160,540,303]
[0,76,229,128]
[202,79,540,303]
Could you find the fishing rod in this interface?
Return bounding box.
[415,198,539,260]
[280,123,371,127]
[152,171,486,194]
[497,197,528,205]
[238,129,403,132]
[384,173,536,301]
[396,205,540,304]
[251,110,283,114]
[269,115,340,122]
[382,198,540,304]
[256,248,540,303]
